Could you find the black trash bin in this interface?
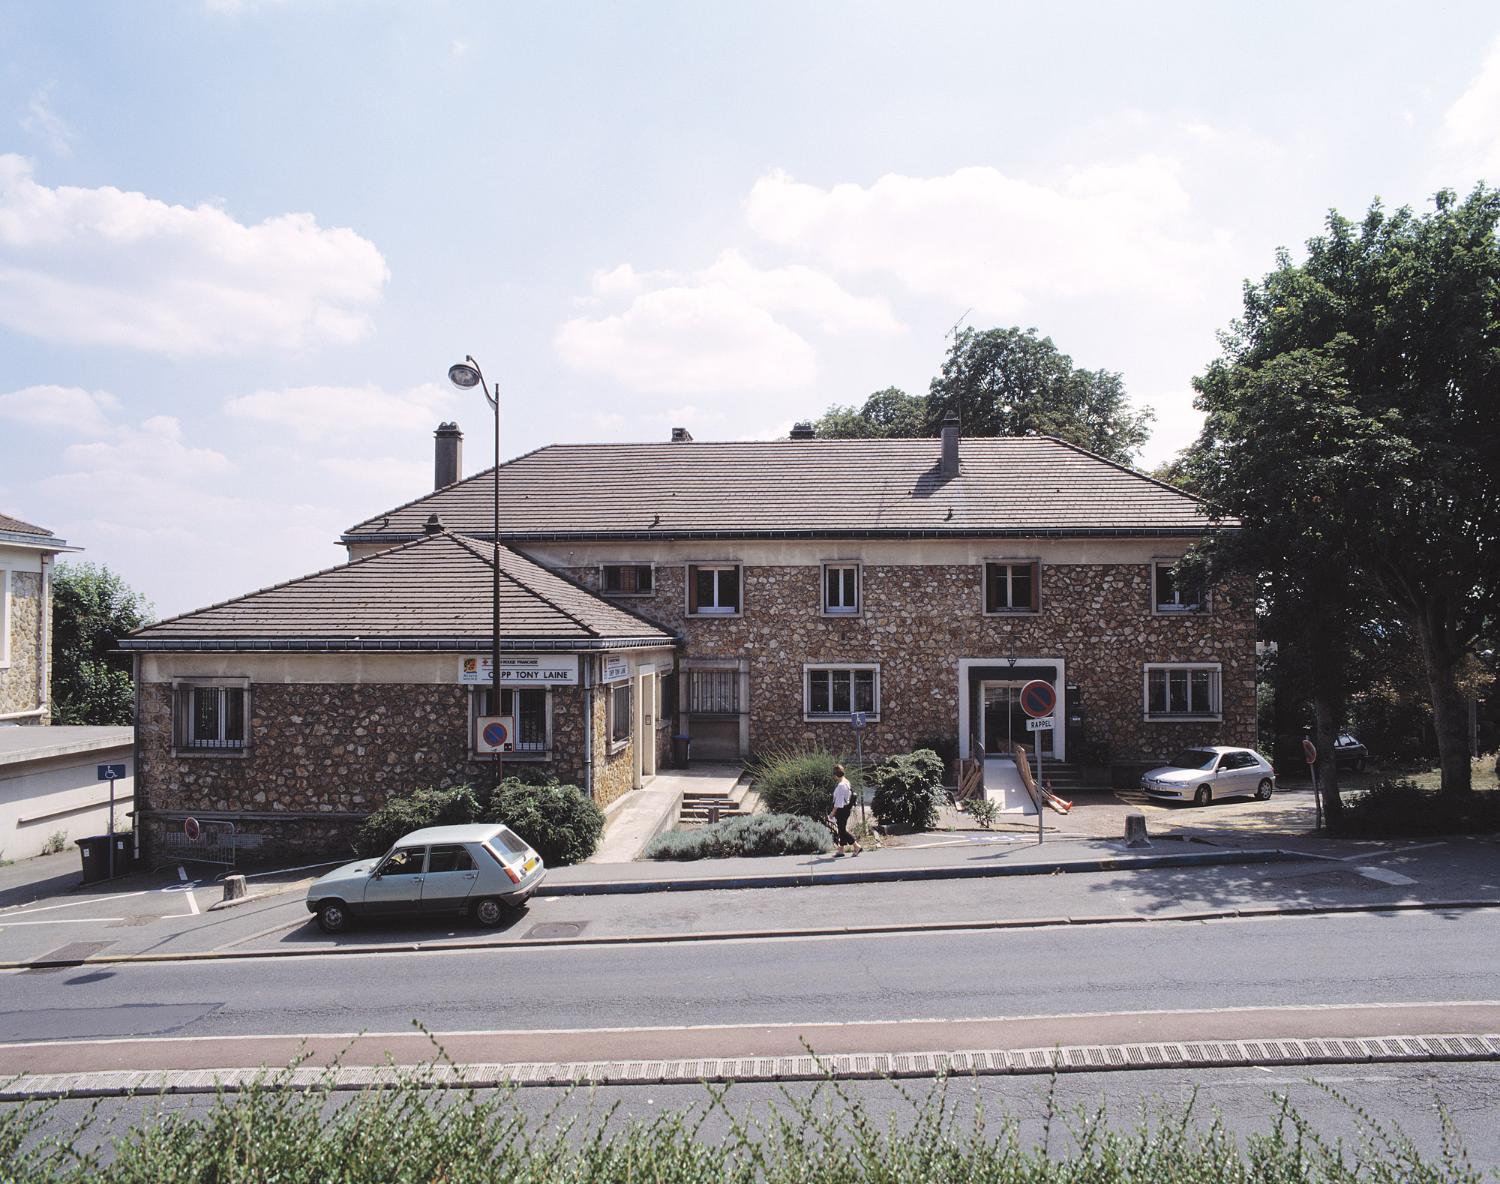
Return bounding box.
[110,834,136,874]
[76,835,111,884]
[672,733,692,768]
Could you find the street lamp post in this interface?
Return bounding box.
[447,354,503,788]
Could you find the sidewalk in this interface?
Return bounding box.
[587,764,745,863]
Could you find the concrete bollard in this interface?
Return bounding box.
[222,874,247,902]
[1124,812,1150,848]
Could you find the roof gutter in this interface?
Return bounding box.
[340,525,1234,547]
[117,635,678,654]
[0,529,80,552]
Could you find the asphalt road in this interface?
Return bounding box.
[2,908,1495,1044]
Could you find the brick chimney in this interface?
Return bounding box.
[670,427,694,443]
[434,422,463,489]
[939,413,960,477]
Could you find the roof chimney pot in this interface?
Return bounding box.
[789,422,816,440]
[434,422,463,489]
[670,427,694,443]
[939,413,960,478]
[423,513,447,535]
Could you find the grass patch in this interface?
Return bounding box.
[1400,754,1498,793]
[1333,777,1500,837]
[0,1056,1486,1182]
[644,812,833,860]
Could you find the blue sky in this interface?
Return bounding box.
[2,0,1498,616]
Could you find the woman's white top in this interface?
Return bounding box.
[833,778,853,808]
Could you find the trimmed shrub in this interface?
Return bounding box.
[645,812,833,861]
[962,796,1000,829]
[1332,778,1500,838]
[479,777,605,866]
[872,748,946,831]
[752,747,859,819]
[353,784,480,857]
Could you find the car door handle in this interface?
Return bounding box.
[412,877,423,883]
[463,873,477,879]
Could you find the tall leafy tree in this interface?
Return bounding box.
[926,327,1154,464]
[813,387,926,439]
[51,562,154,726]
[1192,188,1500,795]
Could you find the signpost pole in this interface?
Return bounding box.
[1303,738,1322,832]
[1036,743,1044,846]
[851,711,868,830]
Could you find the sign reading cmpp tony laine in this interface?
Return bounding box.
[459,656,580,686]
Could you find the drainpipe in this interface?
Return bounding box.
[581,655,594,799]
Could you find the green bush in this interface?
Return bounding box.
[480,777,604,866]
[353,784,481,857]
[751,747,859,819]
[871,748,946,830]
[961,796,1000,829]
[1333,778,1500,838]
[644,812,833,860]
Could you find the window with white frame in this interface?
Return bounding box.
[609,680,632,745]
[823,563,860,614]
[1144,664,1221,719]
[173,681,249,751]
[805,664,879,719]
[472,686,550,754]
[687,564,741,615]
[984,561,1039,613]
[1153,561,1205,613]
[601,564,654,596]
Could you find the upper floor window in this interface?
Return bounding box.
[823,563,860,615]
[1154,561,1206,614]
[984,561,1039,614]
[174,681,249,751]
[601,564,654,596]
[687,564,741,616]
[805,664,879,719]
[1144,663,1221,720]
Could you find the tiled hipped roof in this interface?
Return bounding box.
[343,437,1224,543]
[0,512,53,536]
[122,530,675,652]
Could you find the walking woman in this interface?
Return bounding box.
[831,764,862,855]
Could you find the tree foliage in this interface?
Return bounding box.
[50,562,154,726]
[1189,187,1500,797]
[810,329,1153,465]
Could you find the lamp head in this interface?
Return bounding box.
[448,361,483,390]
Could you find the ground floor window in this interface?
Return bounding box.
[804,664,878,719]
[473,687,550,753]
[686,668,739,714]
[173,681,249,751]
[609,681,632,746]
[1144,663,1221,719]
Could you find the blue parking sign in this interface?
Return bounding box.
[97,763,126,781]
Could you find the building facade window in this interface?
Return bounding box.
[601,563,654,596]
[472,687,550,754]
[687,564,742,615]
[1153,561,1205,613]
[686,668,739,714]
[804,664,879,719]
[1144,663,1221,720]
[609,681,632,746]
[174,682,249,751]
[822,563,860,615]
[984,561,1039,614]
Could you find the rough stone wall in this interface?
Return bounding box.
[0,572,48,722]
[564,561,1255,765]
[591,680,635,808]
[136,679,590,856]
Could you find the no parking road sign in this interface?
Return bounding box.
[1019,679,1057,719]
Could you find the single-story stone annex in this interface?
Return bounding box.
[122,420,1253,856]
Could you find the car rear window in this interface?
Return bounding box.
[488,827,532,859]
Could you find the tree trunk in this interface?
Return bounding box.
[1312,694,1343,826]
[1413,606,1474,796]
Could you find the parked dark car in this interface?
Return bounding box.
[1333,733,1368,772]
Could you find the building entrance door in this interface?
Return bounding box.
[979,681,1052,756]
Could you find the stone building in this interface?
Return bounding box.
[0,511,76,726]
[123,526,675,856]
[342,421,1253,772]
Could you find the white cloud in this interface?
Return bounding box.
[0,385,119,435]
[557,250,897,393]
[19,84,75,158]
[744,162,1232,316]
[223,382,460,442]
[1440,36,1500,183]
[59,415,234,481]
[0,155,389,355]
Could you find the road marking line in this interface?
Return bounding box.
[0,917,125,926]
[183,889,200,916]
[1359,866,1418,886]
[0,891,151,919]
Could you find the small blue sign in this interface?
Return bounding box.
[97,763,126,781]
[850,712,868,730]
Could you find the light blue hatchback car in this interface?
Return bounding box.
[306,823,545,933]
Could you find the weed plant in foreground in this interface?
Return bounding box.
[0,1059,1488,1183]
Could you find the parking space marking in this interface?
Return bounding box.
[0,917,126,926]
[184,888,200,916]
[0,891,149,919]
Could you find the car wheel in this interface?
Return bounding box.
[1256,778,1273,801]
[316,900,349,934]
[1193,784,1212,807]
[473,897,507,928]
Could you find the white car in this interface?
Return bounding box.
[1140,746,1276,806]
